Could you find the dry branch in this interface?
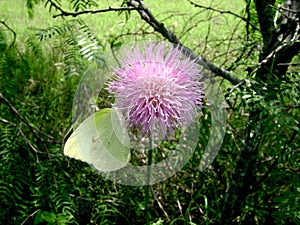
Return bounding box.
[189,0,260,31]
[47,0,243,85]
[126,0,243,85]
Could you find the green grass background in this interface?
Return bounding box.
[0,0,244,53]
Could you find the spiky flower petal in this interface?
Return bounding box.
[109,41,203,137]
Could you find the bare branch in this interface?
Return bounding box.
[189,0,260,32]
[126,0,243,85]
[0,19,16,48]
[46,0,138,18]
[111,30,157,45]
[52,6,139,18]
[152,188,170,222]
[48,0,243,84]
[0,93,49,153]
[249,33,300,73]
[0,118,39,152]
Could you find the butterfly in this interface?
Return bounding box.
[64,108,130,172]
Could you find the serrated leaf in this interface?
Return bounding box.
[64,108,130,172]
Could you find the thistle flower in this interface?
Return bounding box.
[109,41,203,137]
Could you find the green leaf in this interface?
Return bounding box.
[34,211,56,224]
[64,108,130,172]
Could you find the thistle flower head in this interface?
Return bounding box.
[109,41,203,137]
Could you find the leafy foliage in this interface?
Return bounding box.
[70,0,98,12]
[34,18,103,77]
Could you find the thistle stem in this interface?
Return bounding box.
[145,133,153,225]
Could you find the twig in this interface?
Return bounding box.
[0,19,16,48]
[201,10,213,54]
[111,30,157,43]
[51,0,139,18]
[47,0,243,84]
[176,199,184,217]
[0,118,42,153]
[0,93,49,153]
[18,124,39,153]
[189,0,260,32]
[152,189,170,221]
[126,0,243,85]
[222,19,243,67]
[49,0,243,85]
[249,38,300,73]
[0,118,17,126]
[21,210,40,225]
[46,0,244,85]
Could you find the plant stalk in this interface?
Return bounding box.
[145,133,153,225]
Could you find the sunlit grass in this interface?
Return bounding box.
[1,0,244,52]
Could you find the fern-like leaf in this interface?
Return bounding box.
[70,0,98,12]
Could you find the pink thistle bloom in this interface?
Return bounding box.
[109,41,203,137]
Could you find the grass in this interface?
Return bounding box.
[4,0,247,82]
[0,0,244,54]
[0,0,247,84]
